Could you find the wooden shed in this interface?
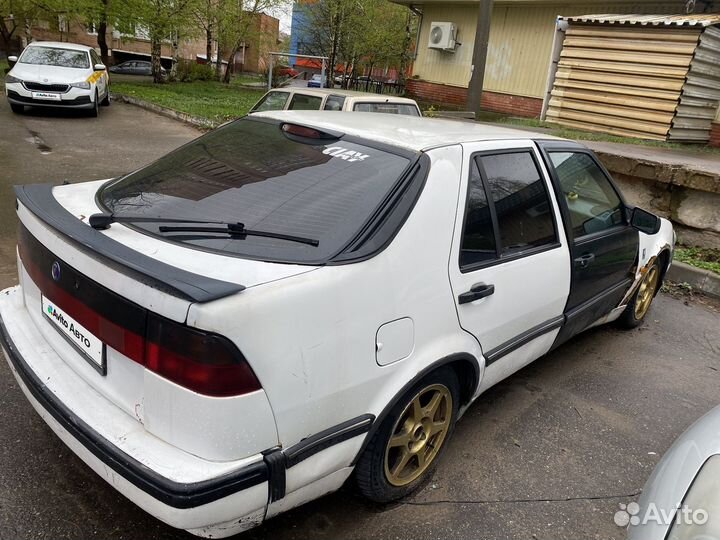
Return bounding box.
[541,14,720,142]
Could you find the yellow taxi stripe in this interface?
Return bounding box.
[86,71,106,84]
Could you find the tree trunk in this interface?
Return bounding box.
[97,23,109,65]
[151,36,163,83]
[170,32,179,81]
[214,42,223,80]
[0,19,18,59]
[206,26,213,67]
[222,45,238,83]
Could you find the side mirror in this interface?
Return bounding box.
[94,63,106,71]
[630,207,661,235]
[8,55,18,63]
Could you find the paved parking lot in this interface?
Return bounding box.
[0,97,719,540]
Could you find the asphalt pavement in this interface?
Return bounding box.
[0,96,719,540]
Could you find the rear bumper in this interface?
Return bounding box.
[0,285,270,537]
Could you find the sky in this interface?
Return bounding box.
[267,2,293,34]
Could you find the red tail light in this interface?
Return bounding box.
[19,225,261,398]
[145,314,261,397]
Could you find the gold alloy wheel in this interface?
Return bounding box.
[634,265,660,320]
[384,384,453,487]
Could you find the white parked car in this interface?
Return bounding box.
[0,112,674,537]
[5,41,110,116]
[250,87,422,116]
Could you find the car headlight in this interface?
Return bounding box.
[69,81,91,89]
[5,74,22,84]
[667,454,720,539]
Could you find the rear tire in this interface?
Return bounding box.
[355,367,459,503]
[617,260,661,329]
[10,103,24,114]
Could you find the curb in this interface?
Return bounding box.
[666,260,720,299]
[111,93,218,130]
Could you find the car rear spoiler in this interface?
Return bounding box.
[14,183,245,303]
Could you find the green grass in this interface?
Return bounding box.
[675,246,720,275]
[110,78,265,125]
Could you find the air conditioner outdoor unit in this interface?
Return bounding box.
[428,22,456,51]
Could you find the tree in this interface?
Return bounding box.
[119,0,199,82]
[214,0,285,83]
[296,0,416,87]
[0,0,40,57]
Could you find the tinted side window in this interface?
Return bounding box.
[548,152,624,238]
[479,152,557,255]
[288,94,322,111]
[460,160,497,268]
[90,50,100,65]
[324,95,346,111]
[252,91,290,112]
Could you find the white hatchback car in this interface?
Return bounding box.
[0,112,673,537]
[250,87,422,116]
[5,41,110,116]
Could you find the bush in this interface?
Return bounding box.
[176,60,215,82]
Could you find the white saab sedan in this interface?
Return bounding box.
[0,112,674,537]
[5,41,109,116]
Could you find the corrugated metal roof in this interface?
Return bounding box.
[560,13,720,28]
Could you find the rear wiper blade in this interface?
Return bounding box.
[158,225,319,247]
[89,212,319,247]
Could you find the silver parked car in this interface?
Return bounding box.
[629,405,720,540]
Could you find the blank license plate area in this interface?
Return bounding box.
[41,295,105,373]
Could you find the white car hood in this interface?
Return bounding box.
[10,63,90,84]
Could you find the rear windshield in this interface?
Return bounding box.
[353,102,420,116]
[99,118,412,264]
[252,91,290,112]
[20,47,90,69]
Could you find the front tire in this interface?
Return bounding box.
[10,103,24,114]
[355,367,459,503]
[617,260,661,329]
[89,91,99,117]
[101,88,110,106]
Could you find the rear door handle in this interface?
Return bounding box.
[458,283,495,305]
[574,253,595,268]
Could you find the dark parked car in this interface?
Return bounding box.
[109,60,165,76]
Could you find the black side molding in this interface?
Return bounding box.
[15,184,245,303]
[484,315,565,366]
[284,414,375,468]
[0,313,267,509]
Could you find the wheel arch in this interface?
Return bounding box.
[351,352,480,466]
[655,247,672,297]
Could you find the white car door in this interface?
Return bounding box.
[449,140,571,392]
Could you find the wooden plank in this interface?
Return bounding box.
[566,25,700,43]
[550,88,678,112]
[548,97,674,123]
[545,107,670,136]
[545,113,668,140]
[553,79,680,101]
[563,36,697,55]
[560,47,693,67]
[558,58,688,78]
[555,69,685,91]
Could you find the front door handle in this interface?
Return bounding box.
[458,283,495,305]
[574,253,595,268]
